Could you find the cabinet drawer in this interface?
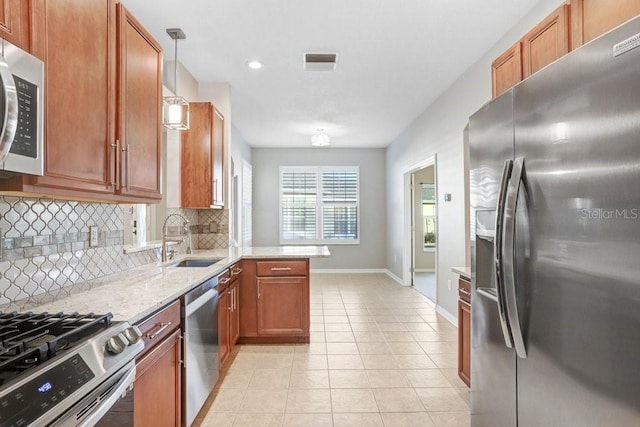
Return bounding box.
[230,262,243,282]
[218,268,232,291]
[256,260,307,277]
[137,300,180,355]
[458,278,471,304]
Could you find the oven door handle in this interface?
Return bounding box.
[51,362,136,427]
[78,364,136,427]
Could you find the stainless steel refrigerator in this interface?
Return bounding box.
[469,16,640,427]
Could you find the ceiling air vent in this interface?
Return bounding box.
[304,52,338,71]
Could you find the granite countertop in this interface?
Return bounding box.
[0,246,330,324]
[452,266,471,280]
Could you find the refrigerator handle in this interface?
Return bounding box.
[494,159,514,349]
[502,156,528,358]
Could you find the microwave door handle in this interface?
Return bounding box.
[0,55,19,163]
[502,156,528,358]
[495,159,514,349]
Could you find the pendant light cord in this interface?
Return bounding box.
[174,36,179,95]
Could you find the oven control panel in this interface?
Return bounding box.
[0,355,95,427]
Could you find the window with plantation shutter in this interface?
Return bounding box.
[280,166,360,244]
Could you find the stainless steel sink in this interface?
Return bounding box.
[170,258,223,268]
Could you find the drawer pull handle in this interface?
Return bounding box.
[459,289,471,297]
[219,277,231,285]
[145,322,172,340]
[271,267,292,271]
[232,267,243,275]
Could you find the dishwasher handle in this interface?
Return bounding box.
[185,288,217,317]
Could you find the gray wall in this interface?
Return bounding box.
[385,0,562,319]
[252,148,386,270]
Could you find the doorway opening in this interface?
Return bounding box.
[407,159,437,303]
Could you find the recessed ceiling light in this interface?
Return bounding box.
[247,60,263,70]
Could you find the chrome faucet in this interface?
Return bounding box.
[161,213,193,262]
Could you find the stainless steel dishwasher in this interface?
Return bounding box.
[182,276,219,426]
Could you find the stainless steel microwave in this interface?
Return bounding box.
[0,39,44,176]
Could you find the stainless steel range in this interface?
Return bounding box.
[0,311,144,426]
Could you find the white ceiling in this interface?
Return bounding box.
[123,0,538,148]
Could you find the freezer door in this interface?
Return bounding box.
[469,91,516,427]
[513,16,640,427]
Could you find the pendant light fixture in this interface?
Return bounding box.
[163,28,190,130]
[311,129,330,147]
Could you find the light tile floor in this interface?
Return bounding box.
[195,273,470,427]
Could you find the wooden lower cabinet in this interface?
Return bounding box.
[458,278,471,387]
[134,300,182,425]
[218,265,241,366]
[218,287,231,365]
[229,280,240,346]
[239,259,310,343]
[134,329,182,427]
[257,276,307,336]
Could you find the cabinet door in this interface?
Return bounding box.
[257,276,308,336]
[239,260,258,337]
[181,102,213,208]
[571,0,640,48]
[219,288,230,364]
[491,42,522,98]
[212,108,224,207]
[230,281,240,346]
[458,299,471,387]
[116,4,162,200]
[522,4,570,78]
[0,0,28,50]
[134,329,182,427]
[29,0,115,195]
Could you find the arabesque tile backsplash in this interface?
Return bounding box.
[0,196,228,306]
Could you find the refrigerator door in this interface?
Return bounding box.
[469,91,516,427]
[513,16,640,427]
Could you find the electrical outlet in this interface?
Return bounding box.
[447,279,452,291]
[89,226,99,247]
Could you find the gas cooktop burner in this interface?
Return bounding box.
[0,311,114,387]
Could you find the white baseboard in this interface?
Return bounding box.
[384,269,405,285]
[310,268,387,274]
[436,305,458,327]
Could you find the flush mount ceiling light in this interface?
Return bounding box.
[311,129,330,147]
[163,28,189,130]
[247,60,264,70]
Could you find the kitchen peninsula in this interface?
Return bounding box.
[0,246,330,324]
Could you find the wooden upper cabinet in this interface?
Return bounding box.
[212,108,225,207]
[0,0,163,203]
[116,4,162,200]
[491,42,522,98]
[0,0,30,50]
[28,0,116,196]
[522,4,570,78]
[571,0,640,48]
[181,102,225,208]
[182,102,213,208]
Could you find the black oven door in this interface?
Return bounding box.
[49,362,135,427]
